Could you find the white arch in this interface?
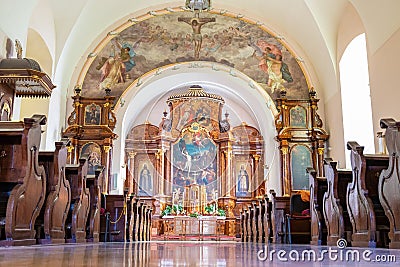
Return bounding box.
[112,61,281,195]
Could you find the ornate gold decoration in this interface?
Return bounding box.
[128,151,137,159]
[280,146,289,155]
[103,145,111,153]
[317,148,324,155]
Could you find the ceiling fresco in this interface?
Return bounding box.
[81,11,309,101]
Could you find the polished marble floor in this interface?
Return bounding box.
[0,241,399,266]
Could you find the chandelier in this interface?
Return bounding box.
[185,0,211,11]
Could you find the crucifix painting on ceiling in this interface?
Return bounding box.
[81,11,308,101]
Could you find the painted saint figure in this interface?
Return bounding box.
[139,164,153,194]
[237,165,249,193]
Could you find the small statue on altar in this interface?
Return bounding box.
[172,188,181,205]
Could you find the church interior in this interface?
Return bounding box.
[1,0,400,265]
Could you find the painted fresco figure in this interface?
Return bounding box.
[178,15,216,59]
[251,39,293,92]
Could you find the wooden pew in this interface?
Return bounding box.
[37,140,71,244]
[322,159,353,246]
[86,165,103,242]
[269,190,290,243]
[346,141,390,247]
[0,115,47,246]
[322,159,343,246]
[240,208,245,242]
[259,195,272,243]
[250,201,259,243]
[104,195,125,241]
[65,155,90,243]
[378,118,400,248]
[307,167,327,245]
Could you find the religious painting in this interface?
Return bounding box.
[81,11,308,101]
[175,100,213,132]
[84,103,101,125]
[290,144,312,190]
[81,142,102,176]
[171,123,217,201]
[289,105,307,128]
[137,160,155,196]
[0,97,11,121]
[235,161,252,197]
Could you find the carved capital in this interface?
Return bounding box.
[317,147,324,155]
[253,154,261,161]
[128,151,137,159]
[280,146,289,155]
[103,145,111,153]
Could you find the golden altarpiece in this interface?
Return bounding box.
[125,85,264,236]
[63,87,117,194]
[275,89,329,196]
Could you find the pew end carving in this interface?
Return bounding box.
[0,115,47,246]
[378,118,400,249]
[37,139,71,244]
[346,141,389,248]
[307,167,327,245]
[65,155,90,243]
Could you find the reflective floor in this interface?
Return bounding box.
[0,241,399,266]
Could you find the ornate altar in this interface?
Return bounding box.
[275,89,329,195]
[125,85,264,236]
[63,88,117,193]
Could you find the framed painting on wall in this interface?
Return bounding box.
[290,144,312,190]
[137,159,155,196]
[81,142,102,176]
[235,160,252,198]
[84,103,101,125]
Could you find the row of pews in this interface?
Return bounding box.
[241,118,400,249]
[0,115,102,245]
[310,118,400,248]
[126,196,153,242]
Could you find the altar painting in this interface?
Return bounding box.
[81,142,102,176]
[235,161,252,197]
[172,124,217,200]
[137,160,154,196]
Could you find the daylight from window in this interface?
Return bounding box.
[340,33,374,168]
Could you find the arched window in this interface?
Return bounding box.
[339,33,374,168]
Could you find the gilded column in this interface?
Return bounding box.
[128,151,137,195]
[317,147,325,177]
[252,154,261,196]
[156,149,165,196]
[103,145,111,194]
[280,144,291,196]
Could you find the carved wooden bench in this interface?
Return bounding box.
[347,141,390,247]
[378,118,400,248]
[0,115,47,246]
[65,155,90,243]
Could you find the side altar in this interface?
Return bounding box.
[125,85,264,237]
